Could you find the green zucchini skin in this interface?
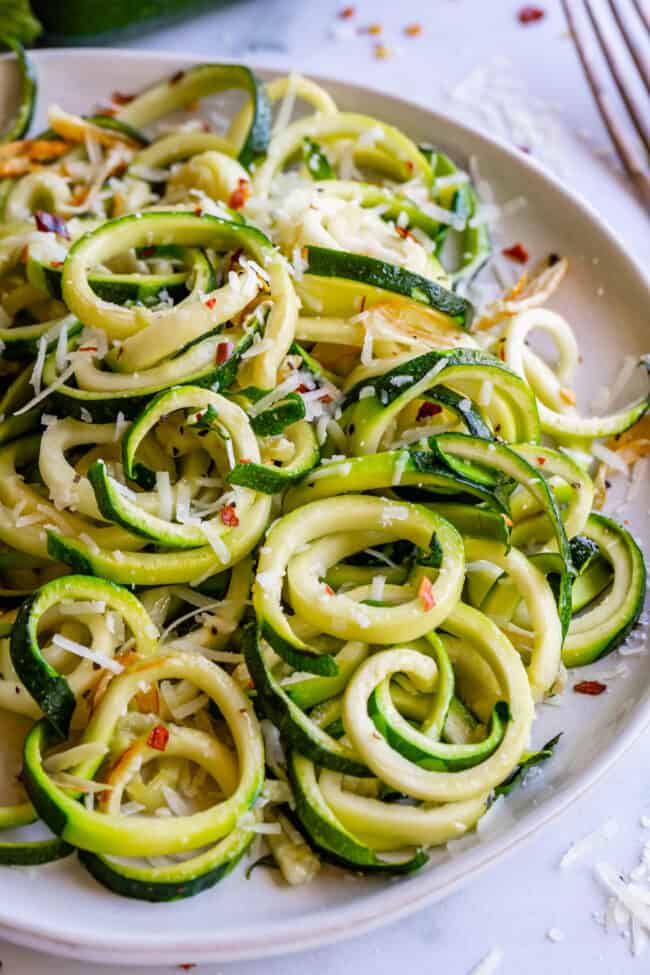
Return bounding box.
[11,590,77,739]
[0,38,36,143]
[304,246,473,330]
[562,513,647,667]
[40,325,256,423]
[78,826,252,902]
[0,314,82,362]
[0,836,73,866]
[27,256,189,306]
[242,627,369,776]
[33,1,222,41]
[287,750,427,874]
[115,63,272,169]
[369,694,509,772]
[10,574,157,737]
[302,139,334,181]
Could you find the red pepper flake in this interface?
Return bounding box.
[147,724,170,751]
[417,401,442,420]
[518,6,545,24]
[502,514,514,528]
[323,584,335,596]
[194,207,203,216]
[537,456,546,465]
[498,342,506,361]
[405,160,415,174]
[404,23,422,36]
[502,242,529,263]
[78,346,98,352]
[296,383,310,394]
[574,680,607,696]
[396,226,415,240]
[35,210,70,239]
[373,43,392,60]
[320,393,333,403]
[239,458,252,464]
[20,245,28,264]
[140,246,156,258]
[220,503,239,527]
[418,576,436,611]
[50,260,64,268]
[97,106,117,117]
[339,5,355,18]
[111,91,135,105]
[179,966,196,972]
[228,178,250,211]
[170,70,186,85]
[216,340,232,364]
[205,296,217,310]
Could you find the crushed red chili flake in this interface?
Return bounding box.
[228,178,250,211]
[205,297,217,310]
[518,5,545,24]
[220,503,239,527]
[404,23,422,36]
[339,5,355,18]
[502,242,529,263]
[170,70,186,85]
[323,584,335,596]
[574,680,607,696]
[78,346,98,352]
[537,456,546,465]
[178,966,196,972]
[97,106,117,117]
[216,341,232,364]
[418,576,436,611]
[140,246,156,258]
[296,383,311,393]
[50,260,64,268]
[147,724,170,751]
[417,401,443,420]
[396,226,415,240]
[35,210,70,238]
[498,343,506,361]
[194,207,203,216]
[111,91,135,105]
[502,514,514,528]
[405,160,415,173]
[320,393,333,403]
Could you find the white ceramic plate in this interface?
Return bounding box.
[0,47,648,968]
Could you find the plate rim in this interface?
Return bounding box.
[0,45,648,966]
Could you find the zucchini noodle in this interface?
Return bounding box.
[0,60,645,899]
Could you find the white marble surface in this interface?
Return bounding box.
[4,1,650,971]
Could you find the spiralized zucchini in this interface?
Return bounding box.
[0,60,646,900]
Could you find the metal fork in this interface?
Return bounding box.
[561,0,650,213]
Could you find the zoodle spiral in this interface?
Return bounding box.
[0,49,646,901]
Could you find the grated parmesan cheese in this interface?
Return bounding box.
[51,633,123,673]
[156,471,173,522]
[560,818,619,868]
[469,947,503,975]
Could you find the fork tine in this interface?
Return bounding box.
[561,0,650,212]
[631,0,650,33]
[609,0,650,93]
[586,0,650,154]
